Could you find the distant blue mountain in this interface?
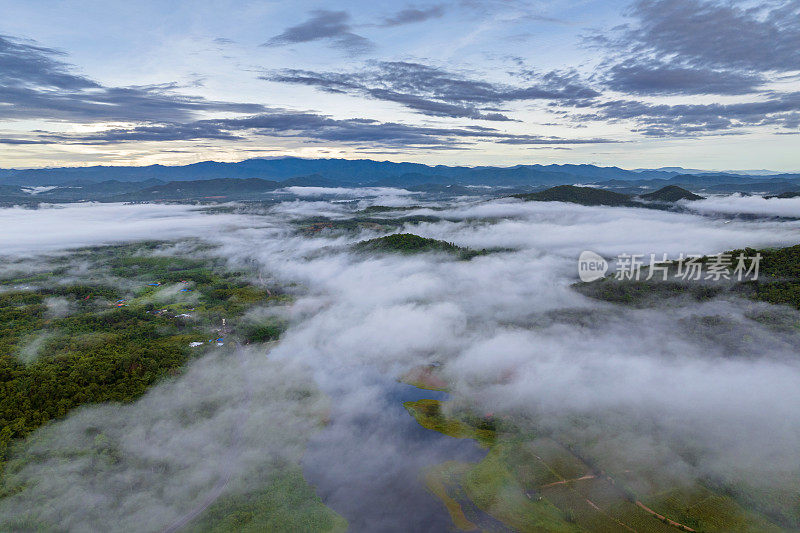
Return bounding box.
[0,157,692,186]
[1,159,798,203]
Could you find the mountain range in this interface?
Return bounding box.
[4,157,799,186]
[1,157,798,203]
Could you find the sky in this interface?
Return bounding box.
[1,0,799,170]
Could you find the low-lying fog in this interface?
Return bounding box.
[2,192,799,531]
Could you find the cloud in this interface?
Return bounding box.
[0,34,97,90]
[278,186,417,198]
[47,108,618,148]
[493,136,617,145]
[0,349,331,532]
[617,0,800,74]
[364,88,515,121]
[414,198,800,257]
[250,198,800,525]
[0,34,264,123]
[262,10,374,54]
[2,197,800,529]
[380,5,446,26]
[264,61,600,121]
[603,59,765,95]
[0,137,46,145]
[684,194,800,218]
[56,122,246,143]
[0,203,250,255]
[583,0,800,136]
[578,91,800,136]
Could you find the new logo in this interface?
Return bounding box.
[578,251,608,282]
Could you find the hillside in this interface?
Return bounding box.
[353,233,487,259]
[639,185,704,202]
[114,177,280,201]
[593,175,800,195]
[765,191,800,199]
[577,243,800,310]
[513,185,638,206]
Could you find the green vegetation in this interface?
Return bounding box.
[0,242,282,469]
[514,184,705,209]
[574,278,725,306]
[358,205,423,214]
[242,317,287,343]
[404,399,496,445]
[734,244,800,309]
[407,401,579,532]
[0,241,348,531]
[0,300,192,455]
[639,185,704,202]
[355,233,462,254]
[354,233,489,260]
[462,445,581,532]
[407,399,787,532]
[765,191,800,199]
[749,244,800,278]
[575,243,800,311]
[186,467,347,533]
[423,462,478,531]
[296,214,440,236]
[513,185,638,207]
[641,486,784,533]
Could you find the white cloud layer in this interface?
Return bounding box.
[684,194,800,218]
[0,203,251,255]
[279,186,416,197]
[1,194,800,529]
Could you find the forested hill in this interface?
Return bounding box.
[513,185,704,208]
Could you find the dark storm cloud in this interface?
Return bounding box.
[264,61,600,121]
[262,10,374,54]
[0,34,265,123]
[380,5,446,27]
[49,109,617,148]
[603,60,766,95]
[586,91,800,136]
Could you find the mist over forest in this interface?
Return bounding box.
[1,188,799,531]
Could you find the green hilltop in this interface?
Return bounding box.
[514,184,705,208]
[576,243,800,310]
[513,185,637,206]
[639,185,704,202]
[353,233,489,260]
[765,191,800,199]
